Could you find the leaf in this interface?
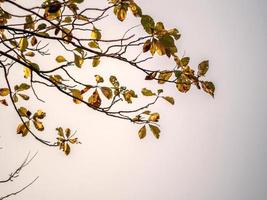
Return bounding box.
[37,23,47,30]
[138,125,146,139]
[23,67,31,79]
[17,121,30,137]
[117,7,127,21]
[33,120,44,131]
[18,107,29,117]
[95,75,104,83]
[0,99,8,106]
[12,94,18,103]
[56,55,66,63]
[158,71,173,84]
[74,53,84,68]
[101,87,113,100]
[155,22,165,32]
[163,96,175,105]
[92,57,100,67]
[129,2,142,17]
[149,113,160,122]
[88,41,100,49]
[141,15,155,34]
[176,74,191,93]
[181,57,190,66]
[19,37,28,52]
[64,143,71,155]
[0,88,10,96]
[141,88,155,96]
[65,128,71,138]
[18,94,29,100]
[70,89,83,104]
[56,127,64,137]
[62,28,72,43]
[25,51,35,57]
[123,90,137,103]
[81,85,92,94]
[34,110,46,119]
[143,39,151,53]
[158,34,175,48]
[88,89,102,108]
[17,83,30,91]
[31,36,37,46]
[198,60,209,76]
[91,27,101,40]
[201,81,215,97]
[149,124,160,139]
[109,76,119,87]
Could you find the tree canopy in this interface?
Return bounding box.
[0,0,215,156]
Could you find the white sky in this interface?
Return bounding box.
[1,0,267,200]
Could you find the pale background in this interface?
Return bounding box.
[1,0,267,200]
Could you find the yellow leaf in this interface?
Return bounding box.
[141,88,155,96]
[19,37,28,52]
[70,89,83,104]
[17,121,30,137]
[74,54,84,68]
[92,57,100,67]
[176,74,191,93]
[0,88,10,96]
[117,8,127,21]
[138,125,146,139]
[158,71,172,84]
[163,96,175,105]
[95,75,104,83]
[18,107,29,117]
[33,120,44,131]
[64,143,71,155]
[23,67,31,79]
[91,27,101,40]
[149,113,160,122]
[56,55,66,63]
[149,124,160,139]
[69,138,78,144]
[201,81,215,97]
[34,110,46,119]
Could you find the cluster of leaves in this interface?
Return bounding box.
[0,0,215,155]
[56,127,80,155]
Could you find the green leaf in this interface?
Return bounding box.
[88,41,100,49]
[56,55,66,63]
[149,124,160,139]
[141,88,155,96]
[17,83,30,91]
[163,96,175,105]
[0,88,10,96]
[198,60,209,76]
[37,23,47,30]
[138,125,146,139]
[141,15,155,34]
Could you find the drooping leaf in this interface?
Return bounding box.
[64,143,71,155]
[138,125,146,139]
[201,81,215,97]
[117,7,127,21]
[141,15,155,34]
[91,26,101,40]
[149,124,160,139]
[88,89,102,108]
[143,39,151,53]
[19,37,28,52]
[92,56,100,67]
[74,53,84,68]
[23,67,31,79]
